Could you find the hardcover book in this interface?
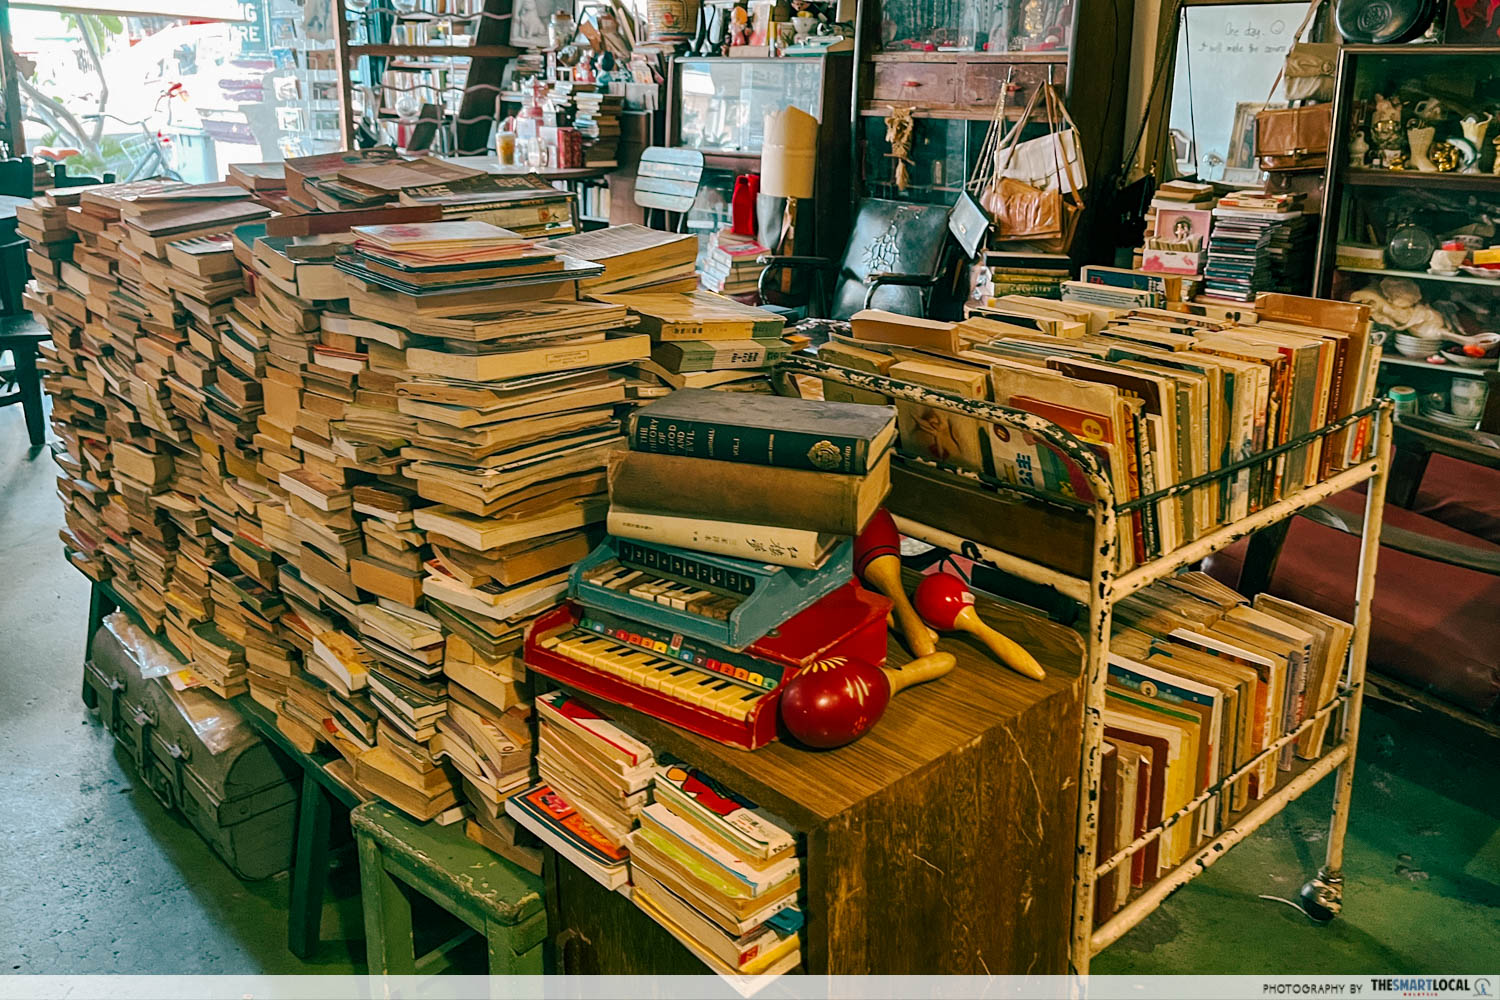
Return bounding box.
[627,388,896,475]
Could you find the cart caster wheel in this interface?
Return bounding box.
[1299,873,1343,923]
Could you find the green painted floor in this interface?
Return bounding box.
[1,400,1496,975]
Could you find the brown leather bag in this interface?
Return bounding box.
[983,176,1062,240]
[1255,103,1333,171]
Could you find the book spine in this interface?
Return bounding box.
[608,452,873,536]
[606,507,829,570]
[627,413,869,475]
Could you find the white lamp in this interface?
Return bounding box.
[761,106,817,253]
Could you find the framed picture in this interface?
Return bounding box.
[512,0,569,48]
[1153,205,1212,246]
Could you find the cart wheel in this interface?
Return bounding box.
[1299,872,1343,923]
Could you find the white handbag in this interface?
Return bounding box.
[992,85,1088,197]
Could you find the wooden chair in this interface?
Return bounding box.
[756,197,954,330]
[0,322,47,449]
[351,801,546,975]
[632,147,704,233]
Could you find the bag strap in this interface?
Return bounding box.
[994,84,1046,166]
[967,72,1012,193]
[1045,86,1086,209]
[1263,0,1325,107]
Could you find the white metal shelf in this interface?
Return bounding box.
[780,354,1391,974]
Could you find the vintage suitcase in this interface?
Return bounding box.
[83,613,299,879]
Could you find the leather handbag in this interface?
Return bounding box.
[1255,103,1333,171]
[1284,41,1338,103]
[983,176,1063,241]
[992,86,1088,196]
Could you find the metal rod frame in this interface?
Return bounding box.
[777,356,1392,975]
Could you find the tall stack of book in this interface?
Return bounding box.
[572,92,624,168]
[697,229,766,298]
[629,757,803,979]
[598,288,791,394]
[1203,192,1314,303]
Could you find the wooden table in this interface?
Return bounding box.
[544,580,1086,974]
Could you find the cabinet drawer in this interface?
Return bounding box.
[960,61,1057,108]
[872,62,958,105]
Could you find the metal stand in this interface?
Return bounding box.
[776,356,1391,974]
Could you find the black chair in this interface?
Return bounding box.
[756,198,955,333]
[1,320,48,449]
[50,163,116,188]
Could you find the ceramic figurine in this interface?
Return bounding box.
[1461,115,1491,172]
[1414,98,1444,123]
[1349,129,1370,167]
[1370,94,1406,152]
[1407,124,1437,171]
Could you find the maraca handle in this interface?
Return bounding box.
[882,651,957,695]
[863,556,938,657]
[956,607,1046,680]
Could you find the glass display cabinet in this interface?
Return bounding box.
[1315,44,1500,429]
[666,52,852,255]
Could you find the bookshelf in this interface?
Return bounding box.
[785,355,1393,974]
[332,0,519,153]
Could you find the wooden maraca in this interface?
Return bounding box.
[913,572,1045,681]
[854,508,937,657]
[779,651,957,749]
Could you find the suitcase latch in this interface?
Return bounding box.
[166,742,189,762]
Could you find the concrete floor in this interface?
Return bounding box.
[1,398,1496,975]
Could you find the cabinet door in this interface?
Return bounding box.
[871,62,959,106]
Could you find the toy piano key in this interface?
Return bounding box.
[913,572,1045,680]
[569,535,857,650]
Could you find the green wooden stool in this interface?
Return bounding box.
[351,801,546,975]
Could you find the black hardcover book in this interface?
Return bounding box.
[627,387,897,475]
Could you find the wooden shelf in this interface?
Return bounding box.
[868,50,1068,62]
[858,102,1024,120]
[1344,169,1500,192]
[346,43,517,59]
[1339,43,1500,55]
[1338,265,1500,288]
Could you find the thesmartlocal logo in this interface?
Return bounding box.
[1369,978,1492,998]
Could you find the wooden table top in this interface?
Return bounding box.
[444,157,613,181]
[586,576,1085,831]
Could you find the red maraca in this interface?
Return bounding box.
[854,508,937,656]
[913,572,1045,680]
[779,651,957,748]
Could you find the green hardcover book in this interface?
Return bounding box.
[626,387,896,474]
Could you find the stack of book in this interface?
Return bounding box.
[1092,571,1352,925]
[599,288,791,393]
[507,691,655,889]
[1203,192,1314,303]
[628,758,803,978]
[399,172,578,237]
[609,388,895,549]
[572,92,625,168]
[697,229,766,298]
[542,225,699,297]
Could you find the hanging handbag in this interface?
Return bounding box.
[991,84,1088,196]
[1254,103,1333,171]
[1281,0,1338,103]
[985,87,1085,251]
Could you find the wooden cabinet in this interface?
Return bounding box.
[542,585,1086,974]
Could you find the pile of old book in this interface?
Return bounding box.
[571,91,624,168]
[628,757,802,978]
[697,228,766,299]
[834,293,1381,573]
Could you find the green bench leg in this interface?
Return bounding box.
[487,914,546,974]
[81,583,118,709]
[288,769,333,959]
[358,833,417,975]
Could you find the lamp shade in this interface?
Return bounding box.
[761,106,817,200]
